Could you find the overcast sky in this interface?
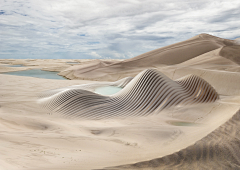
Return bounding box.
[1,0,240,59]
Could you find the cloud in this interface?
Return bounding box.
[0,0,240,59]
[90,51,102,58]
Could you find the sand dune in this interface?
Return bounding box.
[219,45,240,64]
[1,34,240,170]
[59,34,237,81]
[174,47,238,69]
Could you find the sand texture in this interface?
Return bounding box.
[1,33,240,170]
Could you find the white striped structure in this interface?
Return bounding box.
[38,69,219,119]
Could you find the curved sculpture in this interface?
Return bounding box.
[38,69,219,119]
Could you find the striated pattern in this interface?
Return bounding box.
[105,109,240,170]
[38,69,219,119]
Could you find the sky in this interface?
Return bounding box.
[0,0,240,59]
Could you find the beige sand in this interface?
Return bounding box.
[0,33,240,170]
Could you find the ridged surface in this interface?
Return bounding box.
[38,69,219,119]
[105,109,240,170]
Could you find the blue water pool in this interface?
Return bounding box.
[3,69,66,80]
[0,64,24,67]
[8,64,24,67]
[94,86,123,95]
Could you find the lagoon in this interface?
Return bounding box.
[0,64,25,67]
[3,69,66,80]
[94,86,123,95]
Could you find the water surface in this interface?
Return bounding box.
[3,69,66,80]
[1,64,25,67]
[95,86,123,95]
[9,65,25,67]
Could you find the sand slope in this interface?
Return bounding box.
[106,109,240,170]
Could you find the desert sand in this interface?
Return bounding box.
[1,33,240,170]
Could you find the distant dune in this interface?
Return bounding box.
[59,33,238,81]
